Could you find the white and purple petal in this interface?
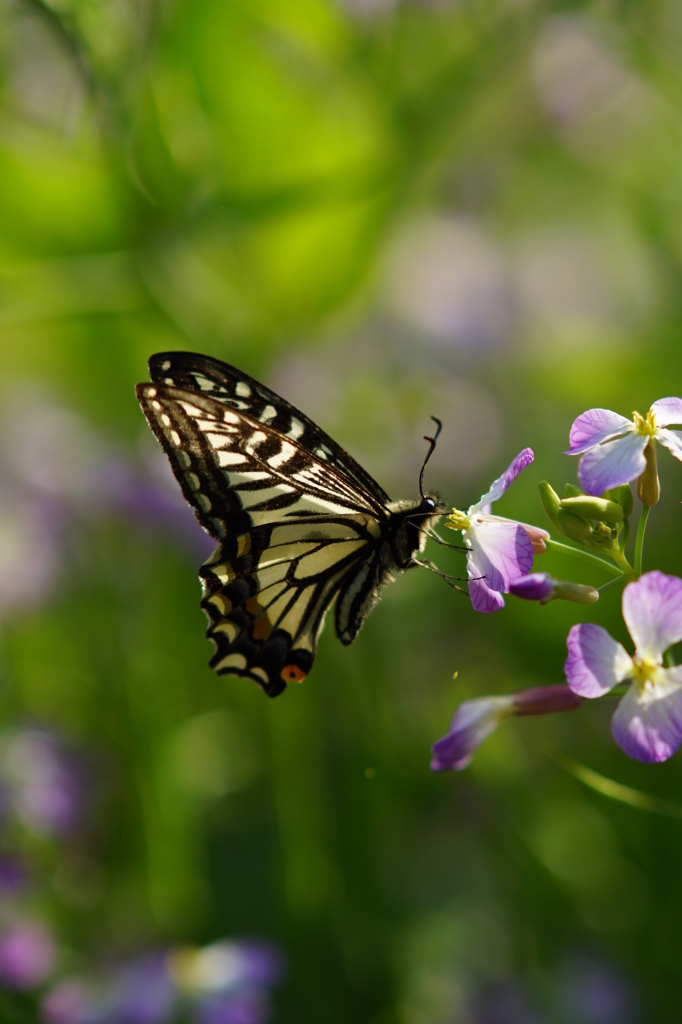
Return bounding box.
[430,696,514,771]
[565,408,633,456]
[611,669,682,763]
[650,397,682,428]
[655,428,682,464]
[467,551,505,613]
[577,431,648,495]
[622,571,682,659]
[467,518,533,593]
[472,448,534,511]
[565,623,633,698]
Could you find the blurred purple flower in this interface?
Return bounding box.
[0,919,55,989]
[194,990,271,1024]
[0,729,86,836]
[0,853,30,894]
[446,450,535,612]
[565,398,682,496]
[556,951,639,1024]
[170,940,283,997]
[0,494,64,618]
[565,571,682,762]
[40,939,283,1024]
[0,386,213,630]
[385,216,513,353]
[109,954,176,1024]
[431,685,581,771]
[115,452,214,562]
[41,979,100,1024]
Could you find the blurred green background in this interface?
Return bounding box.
[2,0,682,1021]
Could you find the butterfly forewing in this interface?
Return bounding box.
[148,351,391,505]
[136,379,389,695]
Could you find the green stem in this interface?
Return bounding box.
[634,504,650,576]
[598,575,627,596]
[609,544,635,577]
[544,538,622,578]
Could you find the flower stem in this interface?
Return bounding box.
[598,575,627,596]
[633,504,650,576]
[609,544,635,577]
[544,538,622,578]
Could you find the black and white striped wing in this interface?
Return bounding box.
[135,382,388,697]
[147,351,391,504]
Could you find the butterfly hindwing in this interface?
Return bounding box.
[147,351,391,505]
[201,523,379,695]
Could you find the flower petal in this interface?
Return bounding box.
[577,432,648,495]
[509,572,555,602]
[467,517,533,592]
[467,551,505,613]
[430,696,514,771]
[472,448,534,511]
[622,571,682,658]
[566,408,633,455]
[611,674,682,763]
[650,397,682,428]
[655,428,682,463]
[565,623,633,698]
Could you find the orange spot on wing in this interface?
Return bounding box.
[246,596,261,615]
[280,664,307,683]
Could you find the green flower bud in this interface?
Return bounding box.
[559,496,624,524]
[564,483,584,499]
[553,579,600,605]
[604,484,633,518]
[539,481,563,533]
[556,507,593,541]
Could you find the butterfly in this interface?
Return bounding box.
[136,351,448,697]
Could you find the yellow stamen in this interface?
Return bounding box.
[447,508,470,532]
[630,654,661,691]
[633,409,656,437]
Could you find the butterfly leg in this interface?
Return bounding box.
[424,529,468,553]
[412,557,477,595]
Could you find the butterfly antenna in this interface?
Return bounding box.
[419,416,442,500]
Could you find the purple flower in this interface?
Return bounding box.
[0,853,30,894]
[0,494,64,620]
[447,450,535,613]
[509,573,599,605]
[41,980,95,1024]
[0,729,85,836]
[109,955,176,1024]
[565,398,682,496]
[170,941,283,997]
[0,919,56,989]
[431,685,581,771]
[565,571,682,762]
[41,960,175,1024]
[195,990,271,1024]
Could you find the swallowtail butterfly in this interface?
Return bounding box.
[136,352,446,697]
